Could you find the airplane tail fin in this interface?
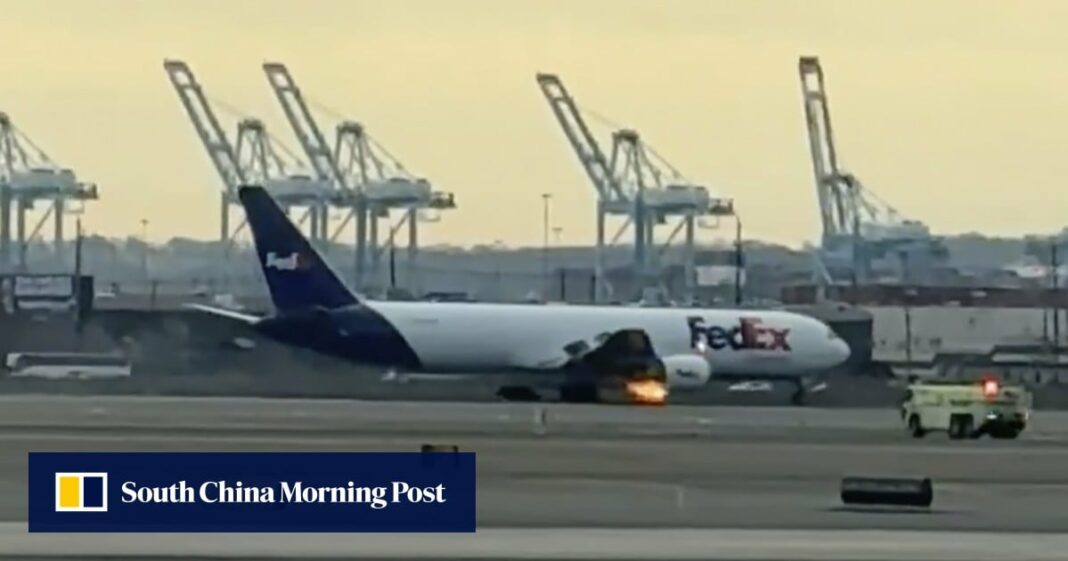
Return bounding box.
[237,185,358,313]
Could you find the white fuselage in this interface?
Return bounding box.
[366,301,851,377]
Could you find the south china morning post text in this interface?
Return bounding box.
[119,479,445,509]
[28,452,476,532]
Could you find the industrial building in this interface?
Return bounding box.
[783,283,1068,386]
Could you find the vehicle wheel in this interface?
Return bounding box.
[908,414,926,438]
[990,425,1021,440]
[962,416,975,439]
[949,415,974,440]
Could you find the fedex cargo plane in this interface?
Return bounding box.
[192,186,851,405]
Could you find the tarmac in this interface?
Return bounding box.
[3,526,1068,560]
[2,395,1068,559]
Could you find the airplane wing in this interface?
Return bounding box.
[184,303,263,325]
[510,328,664,379]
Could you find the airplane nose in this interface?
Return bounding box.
[833,339,851,365]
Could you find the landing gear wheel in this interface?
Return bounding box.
[789,384,806,407]
[496,386,542,402]
[559,383,600,403]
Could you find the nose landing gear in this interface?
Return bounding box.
[789,376,827,406]
[790,382,807,406]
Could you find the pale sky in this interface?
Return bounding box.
[3,0,1068,248]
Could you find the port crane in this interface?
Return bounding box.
[0,112,97,272]
[262,62,455,294]
[163,60,330,246]
[799,56,946,283]
[536,73,734,303]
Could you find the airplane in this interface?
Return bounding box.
[190,185,852,405]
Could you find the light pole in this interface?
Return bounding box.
[734,218,743,306]
[552,227,564,301]
[541,193,551,297]
[140,218,149,283]
[1051,239,1060,357]
[900,251,914,379]
[493,239,504,301]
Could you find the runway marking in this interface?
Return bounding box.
[0,524,1067,559]
[0,432,663,452]
[1,427,1067,456]
[0,432,394,446]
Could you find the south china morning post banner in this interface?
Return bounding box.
[28,452,476,532]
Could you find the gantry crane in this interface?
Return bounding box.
[799,56,946,283]
[262,62,455,293]
[536,73,733,303]
[333,121,455,290]
[163,60,329,246]
[0,112,97,272]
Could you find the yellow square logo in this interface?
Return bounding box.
[54,472,108,512]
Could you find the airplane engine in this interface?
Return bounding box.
[662,354,712,389]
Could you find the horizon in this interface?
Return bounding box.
[33,227,1068,254]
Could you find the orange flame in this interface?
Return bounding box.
[625,379,668,405]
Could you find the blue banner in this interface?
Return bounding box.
[29,452,476,532]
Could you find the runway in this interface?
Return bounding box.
[5,394,1068,439]
[4,526,1068,560]
[2,395,1068,559]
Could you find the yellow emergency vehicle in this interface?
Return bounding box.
[900,377,1031,440]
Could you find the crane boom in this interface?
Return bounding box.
[535,73,626,202]
[261,62,346,189]
[799,56,946,284]
[0,113,30,176]
[799,56,850,241]
[163,60,245,193]
[262,62,370,286]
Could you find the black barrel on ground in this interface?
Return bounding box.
[421,444,459,453]
[420,444,460,467]
[840,476,933,507]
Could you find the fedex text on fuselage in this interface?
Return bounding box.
[688,316,791,352]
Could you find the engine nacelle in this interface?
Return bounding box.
[662,354,712,389]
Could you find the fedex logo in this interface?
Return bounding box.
[687,316,791,352]
[265,252,307,271]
